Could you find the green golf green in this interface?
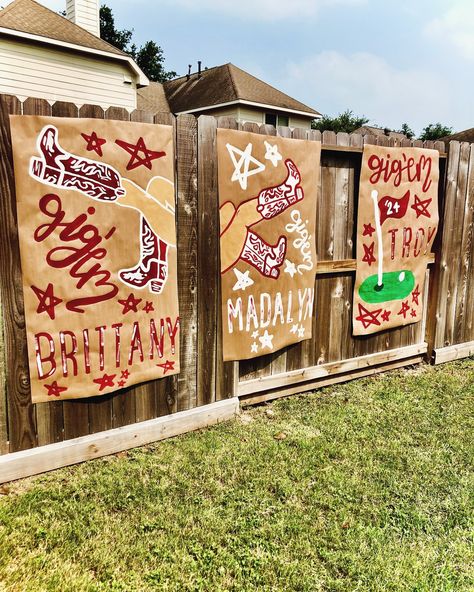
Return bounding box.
[359,270,415,303]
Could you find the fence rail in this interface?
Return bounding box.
[1,94,472,474]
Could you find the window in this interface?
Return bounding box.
[265,113,290,127]
[265,113,277,126]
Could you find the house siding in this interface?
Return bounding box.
[237,106,264,125]
[289,115,312,130]
[0,38,137,109]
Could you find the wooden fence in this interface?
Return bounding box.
[0,93,472,479]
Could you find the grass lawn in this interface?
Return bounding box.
[0,360,473,591]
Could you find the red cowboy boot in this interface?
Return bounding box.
[256,159,304,219]
[240,231,287,279]
[119,218,169,293]
[30,125,124,201]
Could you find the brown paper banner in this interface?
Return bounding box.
[353,145,439,336]
[10,115,180,403]
[217,129,320,361]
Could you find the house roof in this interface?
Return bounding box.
[354,125,407,141]
[163,63,320,118]
[0,0,125,56]
[440,127,474,143]
[136,82,171,114]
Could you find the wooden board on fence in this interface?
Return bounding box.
[197,116,219,407]
[0,95,37,452]
[176,114,199,409]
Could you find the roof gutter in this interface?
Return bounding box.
[175,99,321,119]
[0,27,149,86]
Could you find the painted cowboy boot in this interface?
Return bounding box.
[256,159,304,219]
[119,217,169,293]
[240,231,287,279]
[30,125,124,201]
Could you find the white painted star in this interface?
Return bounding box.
[284,259,297,278]
[251,342,258,353]
[290,323,299,334]
[226,142,265,190]
[263,141,282,167]
[251,330,259,339]
[232,268,254,291]
[259,330,274,350]
[297,325,305,338]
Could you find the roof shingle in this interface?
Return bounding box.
[163,63,320,116]
[0,0,125,56]
[136,82,171,114]
[441,128,474,143]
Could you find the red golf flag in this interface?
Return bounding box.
[378,190,410,224]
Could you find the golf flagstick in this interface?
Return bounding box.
[371,189,384,288]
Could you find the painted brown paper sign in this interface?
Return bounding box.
[353,145,439,335]
[10,115,180,403]
[217,129,320,361]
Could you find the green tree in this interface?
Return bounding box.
[100,5,132,51]
[131,41,176,84]
[312,109,369,134]
[398,123,415,139]
[99,4,176,82]
[419,122,453,141]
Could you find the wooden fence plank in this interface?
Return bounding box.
[452,143,474,344]
[0,95,37,452]
[51,101,78,118]
[154,112,178,417]
[175,114,199,409]
[238,342,427,396]
[103,105,139,429]
[74,104,115,435]
[0,398,240,484]
[433,141,461,348]
[241,355,425,406]
[237,122,273,382]
[215,117,239,400]
[197,116,219,406]
[462,144,474,343]
[292,126,315,369]
[50,101,90,440]
[0,289,8,454]
[21,98,66,447]
[116,109,159,423]
[443,142,470,346]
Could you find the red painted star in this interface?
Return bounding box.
[397,300,410,318]
[143,301,154,314]
[381,309,391,322]
[115,137,166,171]
[157,360,175,374]
[410,309,417,318]
[93,373,116,392]
[43,381,68,397]
[362,223,376,237]
[362,242,376,266]
[118,380,127,388]
[81,131,106,157]
[118,293,142,314]
[120,369,130,380]
[31,283,62,320]
[411,285,420,306]
[355,303,382,329]
[411,194,432,219]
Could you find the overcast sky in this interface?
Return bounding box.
[11,0,474,134]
